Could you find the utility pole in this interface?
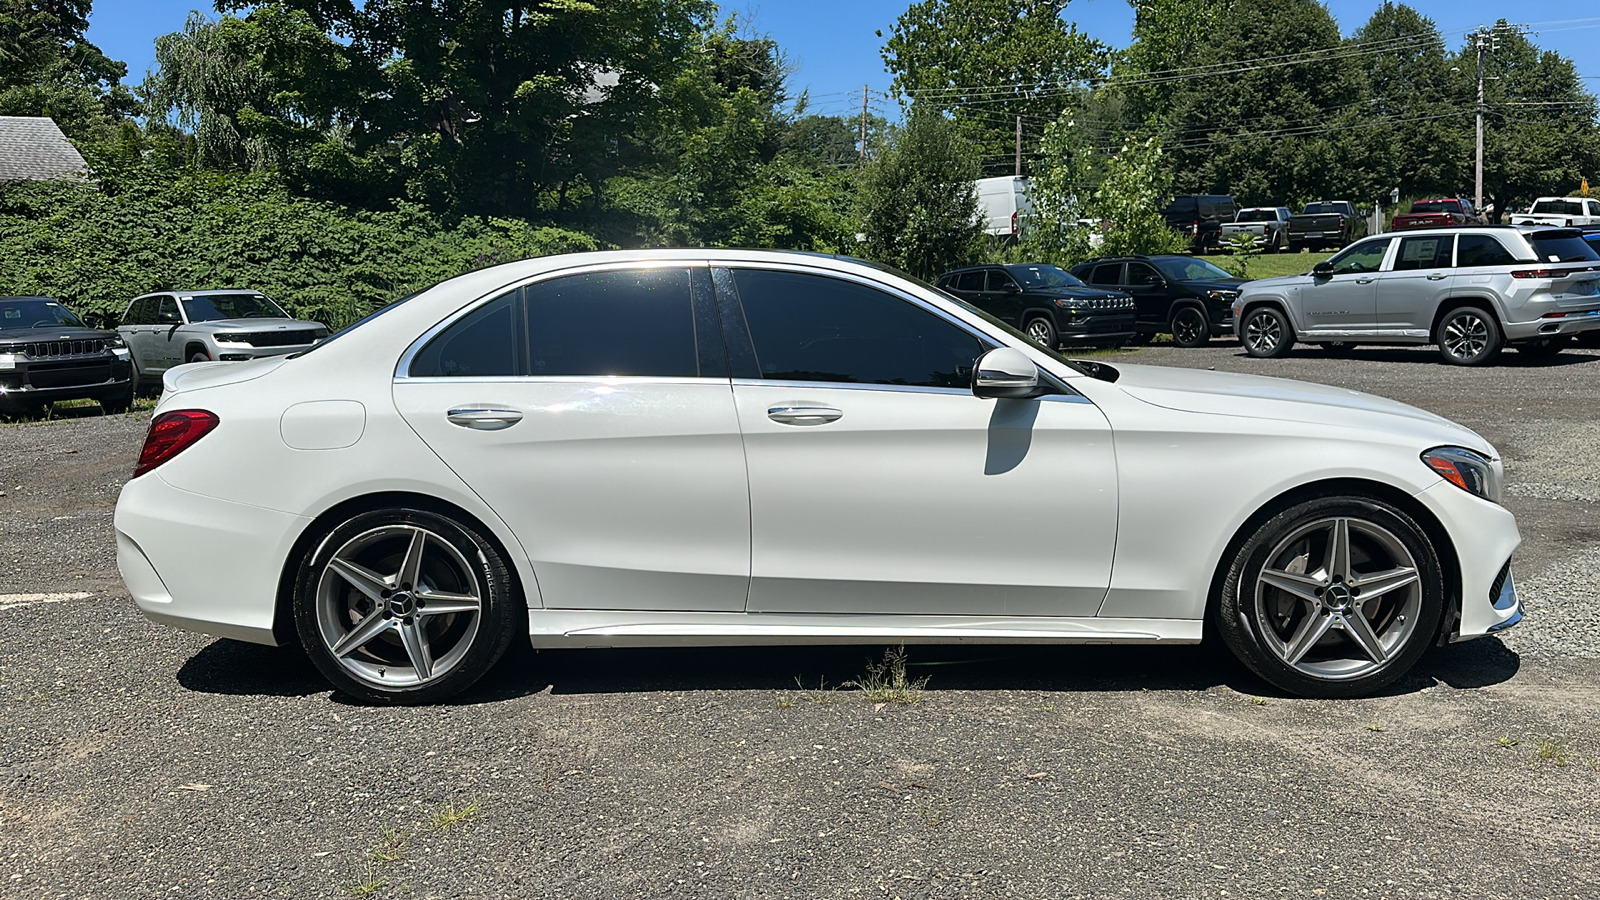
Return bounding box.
[1473,28,1488,211]
[859,85,869,166]
[1015,116,1022,177]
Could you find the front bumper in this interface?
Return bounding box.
[207,343,316,362]
[0,353,131,403]
[1059,313,1138,345]
[115,470,310,646]
[1412,480,1522,640]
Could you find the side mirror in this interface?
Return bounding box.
[1312,261,1334,276]
[1001,282,1021,294]
[972,347,1042,399]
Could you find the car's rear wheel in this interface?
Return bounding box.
[1518,337,1567,359]
[1435,306,1502,366]
[1170,307,1210,348]
[1241,306,1293,358]
[1216,495,1444,698]
[293,508,521,705]
[1023,315,1057,349]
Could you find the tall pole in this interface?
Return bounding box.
[1015,116,1022,177]
[1474,32,1485,211]
[859,84,868,166]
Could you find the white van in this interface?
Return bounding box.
[976,176,1032,239]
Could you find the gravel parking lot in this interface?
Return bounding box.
[3,343,1598,899]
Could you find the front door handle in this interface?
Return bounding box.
[1355,277,1374,284]
[447,407,523,430]
[767,406,842,426]
[1427,273,1447,280]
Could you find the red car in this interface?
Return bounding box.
[1392,198,1485,230]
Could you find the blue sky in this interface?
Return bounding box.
[89,1,1600,119]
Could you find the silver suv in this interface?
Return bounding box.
[118,290,327,392]
[1233,226,1600,365]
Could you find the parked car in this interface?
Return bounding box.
[1508,196,1600,228]
[1068,255,1245,347]
[1233,225,1600,365]
[1392,198,1484,231]
[118,290,328,394]
[1160,194,1238,253]
[1221,207,1294,252]
[975,176,1033,241]
[0,296,132,415]
[935,264,1136,349]
[1286,200,1367,252]
[114,248,1522,704]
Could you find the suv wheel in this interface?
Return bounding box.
[1241,306,1293,358]
[1023,315,1057,349]
[1170,307,1210,348]
[1435,306,1502,366]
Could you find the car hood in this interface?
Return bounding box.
[162,355,289,395]
[0,325,115,343]
[185,317,323,332]
[1241,274,1309,290]
[1110,363,1492,454]
[1033,286,1129,301]
[1177,278,1247,294]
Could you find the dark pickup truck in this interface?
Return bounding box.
[1392,197,1484,231]
[1286,200,1367,251]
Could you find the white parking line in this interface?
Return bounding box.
[0,592,96,611]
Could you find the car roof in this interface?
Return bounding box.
[130,289,269,300]
[0,295,57,301]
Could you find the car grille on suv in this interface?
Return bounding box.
[229,330,319,347]
[0,339,107,358]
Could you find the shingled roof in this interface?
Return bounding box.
[0,117,87,183]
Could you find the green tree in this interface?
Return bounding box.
[856,108,985,279]
[0,0,135,142]
[880,0,1109,174]
[1024,118,1184,264]
[1349,3,1466,201]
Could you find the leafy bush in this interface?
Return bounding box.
[0,153,597,328]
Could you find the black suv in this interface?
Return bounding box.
[935,263,1136,349]
[1067,256,1245,347]
[0,296,133,415]
[1161,194,1239,253]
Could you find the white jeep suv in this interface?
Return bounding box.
[1234,226,1600,365]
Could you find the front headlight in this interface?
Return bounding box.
[1204,290,1239,301]
[213,333,244,343]
[1422,447,1502,503]
[104,333,126,349]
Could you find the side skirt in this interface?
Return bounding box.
[526,609,1203,649]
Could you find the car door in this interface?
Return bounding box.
[1375,234,1454,334]
[717,263,1118,617]
[118,297,156,372]
[153,295,185,371]
[1300,237,1392,335]
[393,263,753,612]
[1123,262,1170,328]
[981,269,1024,324]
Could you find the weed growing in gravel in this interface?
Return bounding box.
[847,645,929,704]
[433,799,481,831]
[369,826,406,863]
[1366,724,1386,732]
[1587,758,1600,773]
[797,676,838,704]
[774,695,796,708]
[913,796,945,829]
[342,860,386,899]
[1531,736,1572,768]
[1498,736,1520,748]
[1250,697,1269,706]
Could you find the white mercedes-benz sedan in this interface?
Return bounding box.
[114,250,1522,704]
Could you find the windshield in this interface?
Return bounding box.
[181,293,289,322]
[1530,199,1584,216]
[1302,203,1343,215]
[1528,232,1600,263]
[1236,209,1277,222]
[1005,264,1085,288]
[1409,201,1458,214]
[0,297,86,329]
[1153,257,1234,282]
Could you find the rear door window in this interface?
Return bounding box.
[1089,264,1122,286]
[730,268,987,389]
[955,271,985,292]
[1393,235,1453,271]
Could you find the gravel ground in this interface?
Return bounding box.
[2,344,1599,899]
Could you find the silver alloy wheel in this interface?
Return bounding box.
[1025,319,1054,345]
[1252,516,1421,681]
[314,524,483,688]
[1244,310,1282,353]
[1441,311,1490,361]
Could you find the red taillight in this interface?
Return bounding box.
[135,410,220,478]
[1011,211,1018,235]
[1511,269,1571,279]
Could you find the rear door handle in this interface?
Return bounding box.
[1355,278,1374,284]
[1427,273,1447,280]
[447,407,523,430]
[767,406,842,426]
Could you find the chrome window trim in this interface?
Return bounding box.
[730,377,1091,403]
[394,259,710,381]
[397,374,729,387]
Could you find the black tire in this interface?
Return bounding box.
[1434,306,1503,366]
[1126,330,1155,346]
[1215,494,1444,698]
[1320,342,1357,356]
[100,383,134,415]
[1575,331,1600,349]
[293,507,522,705]
[1518,337,1567,359]
[188,350,210,364]
[1022,315,1058,349]
[1286,240,1301,254]
[1240,306,1294,358]
[1170,307,1211,348]
[1273,231,1287,253]
[130,357,151,397]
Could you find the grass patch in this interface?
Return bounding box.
[847,645,929,704]
[1213,249,1335,280]
[341,861,386,899]
[433,799,480,832]
[1366,724,1386,733]
[368,826,406,863]
[1531,736,1572,768]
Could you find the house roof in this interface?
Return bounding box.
[0,117,87,183]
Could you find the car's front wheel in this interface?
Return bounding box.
[293,507,522,704]
[1170,307,1210,348]
[1023,315,1058,349]
[1216,495,1444,697]
[1240,306,1293,358]
[1435,306,1502,366]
